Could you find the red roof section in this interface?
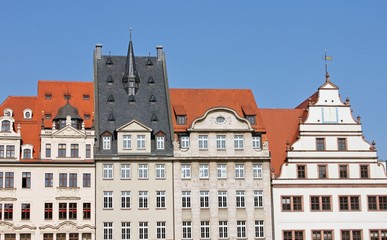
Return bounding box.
[170,89,266,133]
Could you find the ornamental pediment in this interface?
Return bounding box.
[52,126,85,137]
[117,120,152,132]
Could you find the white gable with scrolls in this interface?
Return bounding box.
[52,125,86,138]
[117,120,152,155]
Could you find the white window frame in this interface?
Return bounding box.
[138,164,148,179]
[137,135,146,150]
[121,222,131,240]
[237,221,246,238]
[103,164,113,179]
[123,135,132,149]
[156,164,165,179]
[234,135,244,149]
[200,221,210,239]
[217,164,227,178]
[235,164,245,178]
[139,222,148,240]
[218,191,227,208]
[156,191,166,208]
[253,136,261,149]
[200,191,209,208]
[103,191,113,209]
[180,136,190,149]
[102,136,111,150]
[198,135,208,149]
[219,221,228,239]
[254,190,264,208]
[138,191,148,209]
[121,164,131,179]
[156,136,165,150]
[199,164,209,179]
[181,164,191,179]
[182,191,191,208]
[103,222,113,240]
[255,220,264,238]
[216,135,226,149]
[253,164,263,178]
[236,191,245,208]
[121,191,131,209]
[182,221,192,239]
[157,221,166,239]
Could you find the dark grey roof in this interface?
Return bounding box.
[54,101,82,120]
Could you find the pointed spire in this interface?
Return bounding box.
[122,28,140,95]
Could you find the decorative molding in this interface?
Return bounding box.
[40,221,95,230]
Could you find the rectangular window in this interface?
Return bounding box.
[83,203,91,219]
[121,222,131,240]
[69,233,78,240]
[216,135,226,149]
[157,221,166,239]
[312,230,333,240]
[339,165,349,178]
[6,145,15,158]
[137,135,146,149]
[156,164,165,179]
[139,222,148,240]
[198,135,208,149]
[43,233,54,240]
[199,164,209,178]
[253,136,261,148]
[284,230,304,240]
[297,165,306,179]
[182,191,191,208]
[5,172,14,188]
[4,203,13,220]
[255,220,264,238]
[58,144,66,157]
[254,190,264,208]
[59,203,67,219]
[121,164,131,179]
[0,172,2,188]
[102,136,111,150]
[103,191,113,209]
[22,172,31,188]
[200,191,209,208]
[138,164,148,179]
[177,115,186,125]
[217,164,227,178]
[180,136,190,148]
[370,230,387,240]
[235,164,245,178]
[21,203,30,220]
[339,196,360,211]
[218,191,227,208]
[237,221,246,238]
[83,173,91,187]
[181,164,191,179]
[56,234,66,240]
[157,136,165,149]
[44,203,53,220]
[253,164,263,178]
[360,165,369,179]
[234,135,244,149]
[156,191,166,208]
[19,234,31,240]
[282,196,303,211]
[69,173,77,187]
[103,222,113,240]
[310,196,331,211]
[236,191,245,208]
[219,221,228,238]
[123,135,132,149]
[182,221,192,239]
[316,138,325,151]
[368,195,387,210]
[121,191,131,209]
[318,165,327,179]
[86,144,91,158]
[45,173,53,187]
[246,115,256,124]
[69,202,77,219]
[71,144,79,157]
[59,173,67,187]
[103,164,113,179]
[0,145,4,158]
[338,138,347,150]
[46,144,51,158]
[201,221,210,239]
[341,230,362,240]
[138,191,148,209]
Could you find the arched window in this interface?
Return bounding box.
[23,149,32,159]
[23,109,32,119]
[1,120,11,132]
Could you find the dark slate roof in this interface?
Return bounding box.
[53,101,82,120]
[94,42,173,157]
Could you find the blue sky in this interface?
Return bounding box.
[1,1,386,159]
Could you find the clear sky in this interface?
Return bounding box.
[0,1,386,159]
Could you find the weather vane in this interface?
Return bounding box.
[323,50,333,74]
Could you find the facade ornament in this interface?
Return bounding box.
[66,115,71,126]
[263,140,269,150]
[17,123,21,134]
[286,140,290,151]
[357,115,361,124]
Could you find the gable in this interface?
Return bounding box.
[52,125,86,137]
[117,120,152,132]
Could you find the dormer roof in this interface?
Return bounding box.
[53,101,82,120]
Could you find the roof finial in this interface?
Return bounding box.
[323,50,333,82]
[129,28,132,41]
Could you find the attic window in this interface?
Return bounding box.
[4,108,13,117]
[151,114,158,122]
[107,76,114,84]
[246,115,256,125]
[83,94,90,100]
[45,113,52,119]
[177,115,186,125]
[128,95,136,102]
[84,114,91,120]
[45,93,52,99]
[146,58,153,66]
[106,56,113,65]
[108,113,116,122]
[23,109,33,119]
[149,95,157,102]
[64,94,71,100]
[107,94,115,103]
[148,76,155,84]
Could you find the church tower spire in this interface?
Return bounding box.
[122,28,140,96]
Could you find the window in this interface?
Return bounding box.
[157,221,166,239]
[103,191,113,209]
[318,165,327,179]
[198,135,208,149]
[156,164,165,179]
[46,144,51,158]
[69,233,78,240]
[83,173,91,187]
[370,230,387,240]
[44,203,53,220]
[82,233,91,240]
[368,196,387,210]
[254,190,264,208]
[5,234,16,240]
[121,191,131,209]
[181,164,191,179]
[104,222,113,240]
[199,164,209,178]
[59,173,67,187]
[339,196,360,211]
[246,115,256,125]
[23,149,32,159]
[0,145,4,158]
[200,191,209,208]
[236,191,245,208]
[338,138,347,150]
[86,144,91,158]
[83,203,91,219]
[121,164,131,179]
[83,94,90,100]
[45,113,52,119]
[138,164,148,179]
[297,165,306,179]
[21,203,30,220]
[180,136,190,148]
[253,135,261,148]
[122,222,131,240]
[216,135,226,149]
[43,234,54,240]
[341,230,362,240]
[255,220,264,238]
[310,196,331,211]
[234,135,244,149]
[312,230,333,240]
[237,221,246,238]
[156,191,166,208]
[4,203,13,220]
[1,120,11,131]
[56,234,66,240]
[316,138,325,151]
[69,173,77,187]
[139,222,148,240]
[137,135,146,149]
[360,165,369,179]
[20,234,31,240]
[235,164,245,178]
[218,191,227,208]
[70,144,79,157]
[157,136,165,149]
[103,136,111,150]
[219,221,228,238]
[282,196,303,211]
[339,165,349,178]
[182,221,192,239]
[58,144,66,157]
[283,230,304,240]
[69,202,77,219]
[253,164,263,178]
[182,191,191,208]
[5,172,14,188]
[103,164,113,179]
[6,145,15,158]
[201,221,210,239]
[177,115,186,125]
[59,203,67,219]
[139,191,148,209]
[22,172,31,188]
[123,135,132,149]
[217,164,227,178]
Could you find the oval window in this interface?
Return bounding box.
[216,116,225,123]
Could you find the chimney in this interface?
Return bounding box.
[156,45,163,61]
[95,44,103,60]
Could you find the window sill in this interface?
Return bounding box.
[138,208,149,210]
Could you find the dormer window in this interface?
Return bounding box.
[23,109,32,119]
[21,145,33,159]
[1,120,11,132]
[45,93,52,99]
[45,113,52,119]
[64,94,71,100]
[177,115,186,125]
[83,94,90,100]
[246,115,256,125]
[102,135,111,150]
[4,108,12,117]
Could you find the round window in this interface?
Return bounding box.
[216,116,225,123]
